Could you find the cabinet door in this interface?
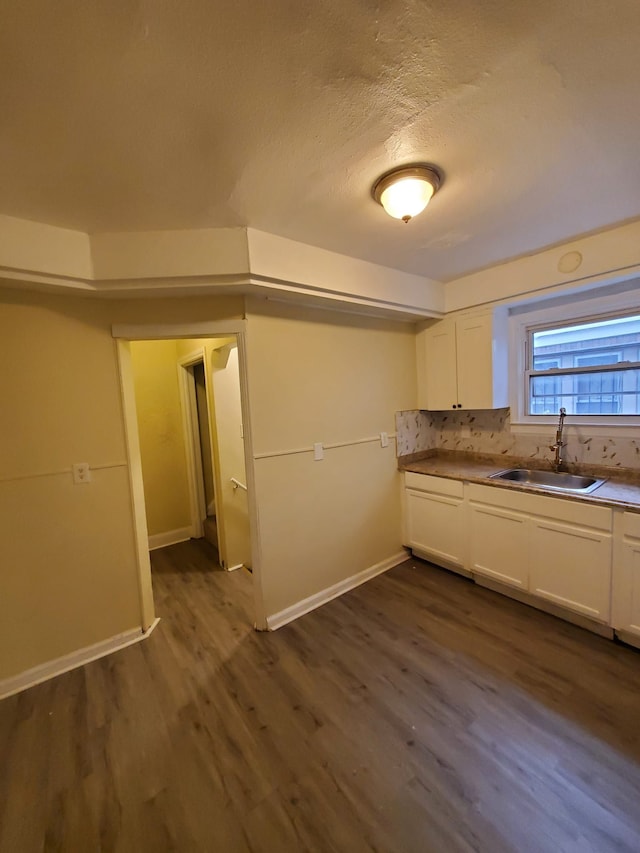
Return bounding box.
[423,319,458,410]
[614,537,640,637]
[456,314,493,410]
[530,519,612,621]
[469,503,529,589]
[405,489,465,570]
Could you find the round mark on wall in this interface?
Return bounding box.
[557,250,583,273]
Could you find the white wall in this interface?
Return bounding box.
[247,229,444,318]
[445,220,640,313]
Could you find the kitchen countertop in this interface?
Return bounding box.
[399,451,640,512]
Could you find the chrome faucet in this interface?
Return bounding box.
[549,407,567,472]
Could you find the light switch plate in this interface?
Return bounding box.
[313,442,324,461]
[380,431,389,447]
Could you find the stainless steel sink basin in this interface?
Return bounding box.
[489,468,606,494]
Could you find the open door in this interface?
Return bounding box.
[208,341,251,571]
[177,338,251,571]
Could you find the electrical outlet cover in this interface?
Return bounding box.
[72,463,91,484]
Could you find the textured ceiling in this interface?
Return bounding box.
[1,0,640,281]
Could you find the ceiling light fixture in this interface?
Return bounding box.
[372,164,443,223]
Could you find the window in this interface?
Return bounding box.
[527,314,640,417]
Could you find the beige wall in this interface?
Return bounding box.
[106,295,245,328]
[0,289,141,680]
[0,291,245,683]
[1,286,416,683]
[130,340,191,537]
[3,223,639,686]
[245,299,417,617]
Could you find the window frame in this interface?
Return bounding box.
[509,289,640,431]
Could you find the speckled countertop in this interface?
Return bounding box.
[399,451,640,512]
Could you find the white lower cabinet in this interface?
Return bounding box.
[406,474,615,628]
[469,503,529,589]
[529,518,612,622]
[404,472,466,572]
[612,511,640,639]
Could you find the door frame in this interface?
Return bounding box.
[112,320,266,631]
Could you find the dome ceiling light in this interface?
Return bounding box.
[372,164,443,223]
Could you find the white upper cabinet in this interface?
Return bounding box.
[418,317,457,410]
[417,308,508,411]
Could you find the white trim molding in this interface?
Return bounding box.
[0,619,161,701]
[112,320,248,340]
[0,216,444,320]
[254,433,397,461]
[266,551,408,630]
[148,527,192,551]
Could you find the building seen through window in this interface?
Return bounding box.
[529,315,640,415]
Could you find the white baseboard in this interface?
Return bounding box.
[148,526,192,551]
[267,551,408,630]
[615,628,640,650]
[0,617,161,701]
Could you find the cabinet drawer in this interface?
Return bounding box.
[468,482,612,532]
[405,472,464,499]
[468,482,529,515]
[525,492,612,532]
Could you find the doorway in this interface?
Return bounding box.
[113,321,265,631]
[193,360,219,551]
[177,350,220,553]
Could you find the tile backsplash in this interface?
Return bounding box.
[396,408,640,470]
[395,410,436,457]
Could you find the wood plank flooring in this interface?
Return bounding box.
[1,539,640,852]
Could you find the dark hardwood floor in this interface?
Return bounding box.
[2,540,640,852]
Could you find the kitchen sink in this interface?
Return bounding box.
[489,468,606,494]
